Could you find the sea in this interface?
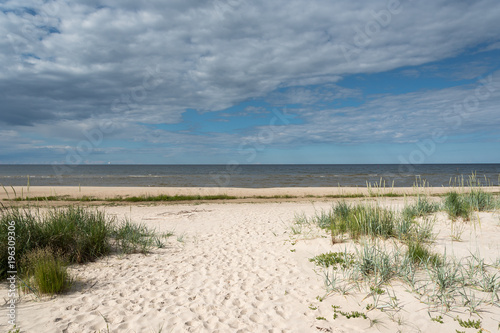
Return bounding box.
[0,164,499,188]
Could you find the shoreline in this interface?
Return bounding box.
[2,185,500,202]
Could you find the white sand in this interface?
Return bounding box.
[1,197,500,332]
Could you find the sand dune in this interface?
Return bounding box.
[1,198,500,332]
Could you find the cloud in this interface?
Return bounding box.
[478,41,500,53]
[407,62,495,81]
[266,84,361,106]
[243,70,500,146]
[1,0,500,162]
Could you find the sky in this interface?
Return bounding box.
[1,0,500,165]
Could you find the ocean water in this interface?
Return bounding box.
[0,164,499,188]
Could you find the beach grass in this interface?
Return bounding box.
[112,219,159,254]
[402,195,440,220]
[111,194,238,202]
[314,201,399,243]
[21,247,72,295]
[298,198,441,247]
[4,185,499,204]
[443,188,496,220]
[9,194,238,202]
[444,191,472,220]
[6,191,418,202]
[0,205,168,293]
[315,240,500,320]
[443,173,499,220]
[301,192,500,328]
[405,238,441,266]
[42,206,112,263]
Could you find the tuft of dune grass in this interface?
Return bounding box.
[0,206,171,292]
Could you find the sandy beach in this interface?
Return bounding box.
[1,187,500,332]
[2,0,499,331]
[2,185,500,202]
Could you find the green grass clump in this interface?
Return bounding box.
[0,206,111,279]
[12,195,100,202]
[303,200,438,246]
[466,188,495,211]
[113,219,157,254]
[325,194,365,199]
[112,194,237,202]
[1,207,46,278]
[0,206,166,281]
[402,196,440,220]
[313,210,335,230]
[8,194,237,202]
[444,191,471,220]
[356,242,396,284]
[42,206,111,263]
[326,201,398,241]
[13,195,66,201]
[406,239,441,266]
[21,247,71,294]
[254,195,296,199]
[429,260,463,294]
[444,187,496,220]
[309,251,355,269]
